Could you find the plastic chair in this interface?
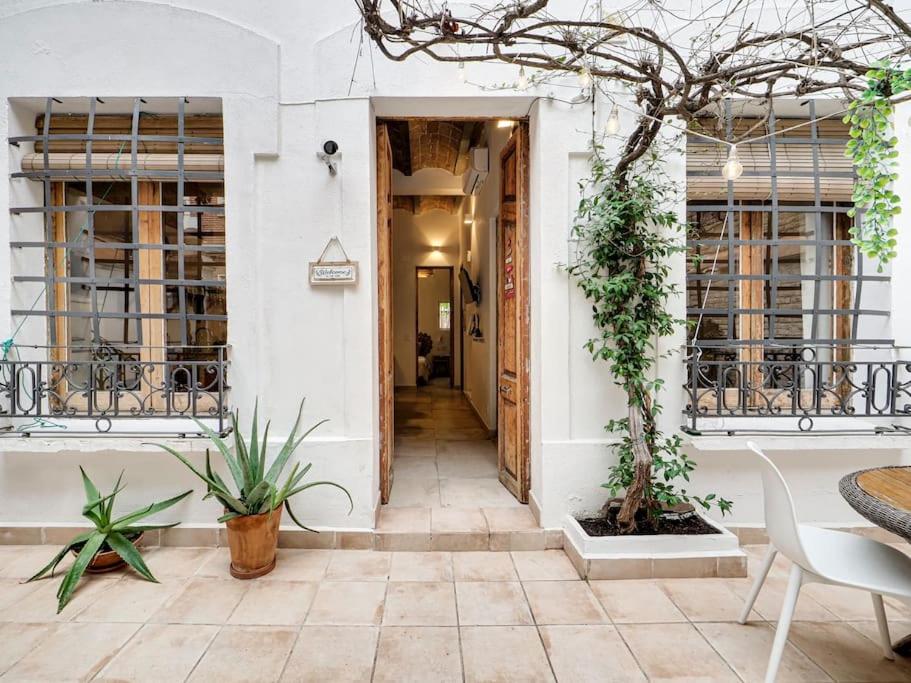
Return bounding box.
[740,441,911,682]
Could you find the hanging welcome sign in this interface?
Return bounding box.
[310,236,358,286]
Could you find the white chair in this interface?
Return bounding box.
[740,441,911,682]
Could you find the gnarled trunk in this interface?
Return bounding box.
[616,388,654,532]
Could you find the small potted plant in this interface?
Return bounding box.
[152,399,352,579]
[27,468,192,613]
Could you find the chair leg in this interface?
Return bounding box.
[739,544,777,624]
[871,593,895,660]
[765,564,802,683]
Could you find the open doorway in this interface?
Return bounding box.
[376,117,530,509]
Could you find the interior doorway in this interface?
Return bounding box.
[376,116,530,509]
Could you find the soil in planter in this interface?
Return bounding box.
[579,507,718,536]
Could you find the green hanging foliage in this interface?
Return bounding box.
[565,144,732,523]
[845,61,911,269]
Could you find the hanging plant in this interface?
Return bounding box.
[565,143,732,531]
[844,61,911,269]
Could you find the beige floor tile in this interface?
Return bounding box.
[373,626,462,682]
[264,549,333,581]
[460,625,555,682]
[452,551,519,581]
[618,623,739,681]
[590,580,686,623]
[389,552,453,581]
[95,623,218,682]
[6,621,140,681]
[326,550,391,581]
[661,578,760,622]
[511,550,580,581]
[305,581,386,625]
[150,577,248,624]
[436,440,496,459]
[394,457,438,479]
[483,506,538,531]
[0,574,119,622]
[431,507,489,532]
[393,440,437,458]
[540,625,647,682]
[726,575,839,622]
[228,580,318,625]
[455,581,534,625]
[0,578,42,611]
[76,575,182,623]
[281,625,378,681]
[138,546,216,578]
[523,581,608,625]
[788,621,911,681]
[0,622,53,675]
[378,507,432,533]
[696,621,833,682]
[850,619,911,650]
[388,478,441,507]
[188,625,298,682]
[383,581,457,626]
[441,478,520,507]
[437,455,498,479]
[802,583,909,621]
[0,545,73,580]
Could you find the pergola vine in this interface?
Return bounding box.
[355,0,911,531]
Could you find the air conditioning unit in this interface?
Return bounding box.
[462,147,489,195]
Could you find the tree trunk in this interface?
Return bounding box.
[616,388,653,533]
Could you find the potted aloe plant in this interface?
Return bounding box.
[151,399,352,579]
[27,468,192,613]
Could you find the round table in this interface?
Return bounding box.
[840,467,911,543]
[840,466,911,656]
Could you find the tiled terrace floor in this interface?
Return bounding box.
[2,544,911,681]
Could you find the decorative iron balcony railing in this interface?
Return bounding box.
[0,345,229,436]
[683,344,911,434]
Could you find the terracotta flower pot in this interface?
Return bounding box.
[224,506,283,579]
[72,532,144,574]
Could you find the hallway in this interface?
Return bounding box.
[391,384,519,508]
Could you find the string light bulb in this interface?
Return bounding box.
[517,65,529,90]
[578,65,592,88]
[721,144,743,181]
[605,105,620,135]
[457,62,466,82]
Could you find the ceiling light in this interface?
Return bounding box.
[497,120,515,128]
[578,65,592,88]
[517,66,529,91]
[605,105,620,135]
[721,145,743,181]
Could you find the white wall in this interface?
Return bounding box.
[391,209,461,387]
[0,0,907,533]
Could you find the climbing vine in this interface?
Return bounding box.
[566,144,732,529]
[845,61,911,268]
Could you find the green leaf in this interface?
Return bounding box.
[286,481,354,514]
[26,531,94,582]
[191,418,245,493]
[111,489,193,529]
[106,531,157,582]
[284,499,318,532]
[56,532,106,613]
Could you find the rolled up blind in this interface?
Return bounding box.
[21,152,224,179]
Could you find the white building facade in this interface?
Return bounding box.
[2,0,911,540]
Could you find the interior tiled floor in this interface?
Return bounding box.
[2,544,911,681]
[391,383,520,509]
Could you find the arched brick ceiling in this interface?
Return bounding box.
[386,119,484,176]
[393,195,461,214]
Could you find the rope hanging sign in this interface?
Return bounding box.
[310,236,358,286]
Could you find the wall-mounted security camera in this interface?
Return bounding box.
[319,140,339,175]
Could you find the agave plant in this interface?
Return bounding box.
[28,468,192,613]
[151,399,352,528]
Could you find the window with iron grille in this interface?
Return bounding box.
[3,97,228,431]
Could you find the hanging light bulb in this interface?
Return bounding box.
[721,144,743,181]
[605,105,620,135]
[517,65,529,90]
[578,65,592,88]
[457,62,466,82]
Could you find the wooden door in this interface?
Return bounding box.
[497,123,530,502]
[377,123,395,504]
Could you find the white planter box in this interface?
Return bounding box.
[562,513,747,579]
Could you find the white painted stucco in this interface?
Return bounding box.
[0,0,909,533]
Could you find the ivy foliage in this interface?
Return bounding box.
[566,145,732,519]
[845,61,911,268]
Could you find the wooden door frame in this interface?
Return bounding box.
[414,266,455,388]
